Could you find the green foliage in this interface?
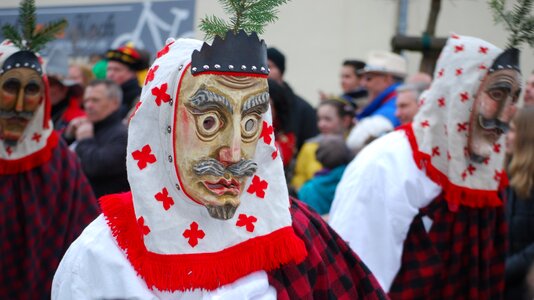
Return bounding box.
[1,0,67,52]
[200,0,289,40]
[489,0,534,48]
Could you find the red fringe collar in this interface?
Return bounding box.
[100,192,307,292]
[398,124,506,210]
[0,131,58,175]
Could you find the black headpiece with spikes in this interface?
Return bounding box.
[193,0,288,77]
[488,0,534,74]
[191,30,268,76]
[489,47,521,73]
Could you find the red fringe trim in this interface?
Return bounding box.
[0,131,58,175]
[192,70,269,78]
[100,192,308,292]
[399,124,504,209]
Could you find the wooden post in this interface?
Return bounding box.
[391,0,446,76]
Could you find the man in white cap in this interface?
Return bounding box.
[330,34,522,299]
[52,2,387,299]
[345,51,407,153]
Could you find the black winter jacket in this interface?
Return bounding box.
[75,110,130,198]
[505,187,534,300]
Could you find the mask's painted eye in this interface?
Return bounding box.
[2,78,20,94]
[487,88,508,102]
[241,114,260,141]
[25,82,41,95]
[197,112,222,137]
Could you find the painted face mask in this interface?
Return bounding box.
[409,34,521,209]
[468,68,521,161]
[0,67,44,145]
[175,71,269,220]
[0,42,56,174]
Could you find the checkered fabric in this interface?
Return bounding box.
[268,198,388,300]
[0,140,99,299]
[389,194,506,299]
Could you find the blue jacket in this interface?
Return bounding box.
[357,83,401,128]
[297,165,347,215]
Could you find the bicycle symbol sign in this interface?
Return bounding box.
[112,0,195,51]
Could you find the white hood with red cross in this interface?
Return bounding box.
[0,40,56,175]
[102,37,306,292]
[408,34,510,209]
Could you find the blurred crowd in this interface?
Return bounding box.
[2,29,534,298]
[47,42,534,299]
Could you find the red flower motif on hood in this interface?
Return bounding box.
[260,121,273,145]
[156,41,174,58]
[152,83,171,106]
[132,144,157,170]
[183,222,205,248]
[144,65,159,85]
[247,175,268,199]
[236,214,258,232]
[32,133,41,143]
[155,187,175,210]
[137,216,151,236]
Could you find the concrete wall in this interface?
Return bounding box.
[3,0,533,105]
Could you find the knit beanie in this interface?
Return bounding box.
[267,47,285,74]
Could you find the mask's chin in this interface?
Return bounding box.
[205,203,239,220]
[1,130,23,147]
[468,137,493,164]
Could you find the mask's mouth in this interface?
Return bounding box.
[478,114,508,135]
[203,178,241,196]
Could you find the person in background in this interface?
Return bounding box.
[330,34,521,298]
[105,45,146,119]
[67,80,129,198]
[346,51,406,153]
[394,74,432,125]
[45,48,86,135]
[524,71,534,106]
[0,4,98,297]
[291,98,355,191]
[267,47,318,151]
[298,134,352,215]
[67,63,95,89]
[320,59,368,111]
[504,106,534,300]
[268,78,296,173]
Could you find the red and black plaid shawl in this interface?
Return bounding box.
[389,194,506,299]
[269,198,388,300]
[0,140,99,299]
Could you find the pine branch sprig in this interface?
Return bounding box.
[200,0,289,40]
[488,0,534,48]
[20,0,36,41]
[1,25,24,49]
[29,19,67,52]
[199,15,230,40]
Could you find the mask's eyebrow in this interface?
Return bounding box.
[188,88,233,114]
[242,92,269,115]
[487,81,513,91]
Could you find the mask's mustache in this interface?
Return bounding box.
[0,110,34,120]
[478,115,509,134]
[193,158,258,178]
